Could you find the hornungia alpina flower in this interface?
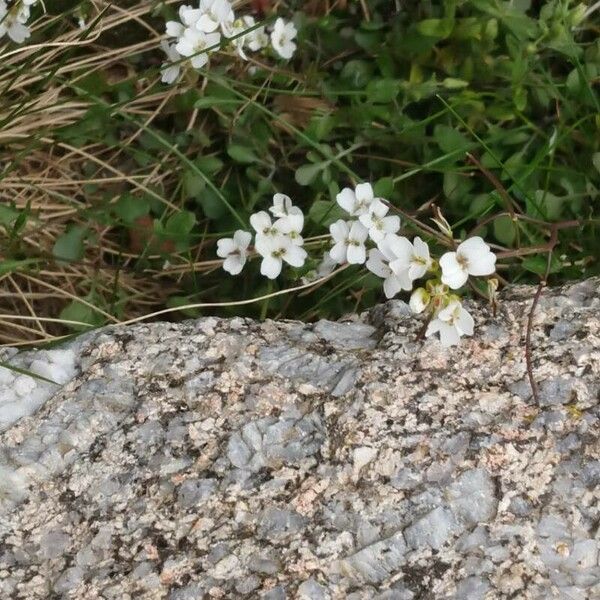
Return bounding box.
[336,183,377,217]
[439,236,497,289]
[0,1,32,43]
[426,299,475,347]
[255,235,307,279]
[166,5,203,38]
[359,199,401,243]
[366,247,412,299]
[269,193,302,219]
[389,236,432,281]
[197,0,234,33]
[250,211,282,242]
[329,220,369,265]
[270,18,297,60]
[217,230,252,275]
[176,29,221,68]
[160,41,182,84]
[228,15,268,59]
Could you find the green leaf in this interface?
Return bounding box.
[522,254,562,276]
[295,162,329,186]
[374,177,394,199]
[59,299,104,332]
[0,205,19,227]
[113,194,150,224]
[417,18,454,39]
[165,211,196,247]
[493,215,517,245]
[227,144,258,164]
[433,124,472,155]
[0,258,40,276]
[52,226,88,264]
[366,79,401,103]
[195,188,227,220]
[308,199,345,227]
[340,60,374,88]
[195,155,224,175]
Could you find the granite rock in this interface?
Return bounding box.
[0,278,599,599]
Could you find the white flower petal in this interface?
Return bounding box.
[216,238,235,258]
[440,252,468,289]
[349,221,369,243]
[355,183,374,204]
[261,255,282,279]
[250,211,272,234]
[329,219,349,243]
[438,322,461,347]
[457,307,475,335]
[383,275,403,299]
[233,230,252,249]
[336,188,357,215]
[284,245,307,268]
[346,243,366,265]
[329,242,348,264]
[223,254,245,275]
[366,249,389,279]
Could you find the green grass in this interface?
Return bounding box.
[0,0,599,345]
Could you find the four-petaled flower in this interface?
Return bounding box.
[426,299,475,347]
[270,18,297,60]
[255,235,307,279]
[329,219,369,265]
[197,0,234,33]
[217,230,252,275]
[336,183,377,217]
[166,5,203,38]
[176,29,221,68]
[250,211,282,242]
[439,236,496,289]
[366,241,412,299]
[0,0,32,43]
[389,235,432,281]
[359,199,401,243]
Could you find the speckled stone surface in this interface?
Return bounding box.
[0,278,598,599]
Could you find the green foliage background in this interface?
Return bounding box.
[0,0,598,342]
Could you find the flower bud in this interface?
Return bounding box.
[409,288,430,314]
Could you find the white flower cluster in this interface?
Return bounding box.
[217,193,307,280]
[161,1,297,84]
[217,182,498,347]
[0,0,39,44]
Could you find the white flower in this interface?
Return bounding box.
[426,300,474,347]
[336,183,377,217]
[271,18,297,60]
[359,198,401,243]
[329,220,368,265]
[366,248,412,299]
[277,212,304,246]
[227,15,268,59]
[255,235,307,279]
[250,210,282,242]
[216,230,252,275]
[175,29,221,69]
[166,5,203,38]
[244,16,269,51]
[439,236,497,289]
[0,1,31,43]
[388,236,432,281]
[197,0,234,33]
[160,41,181,84]
[269,193,302,219]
